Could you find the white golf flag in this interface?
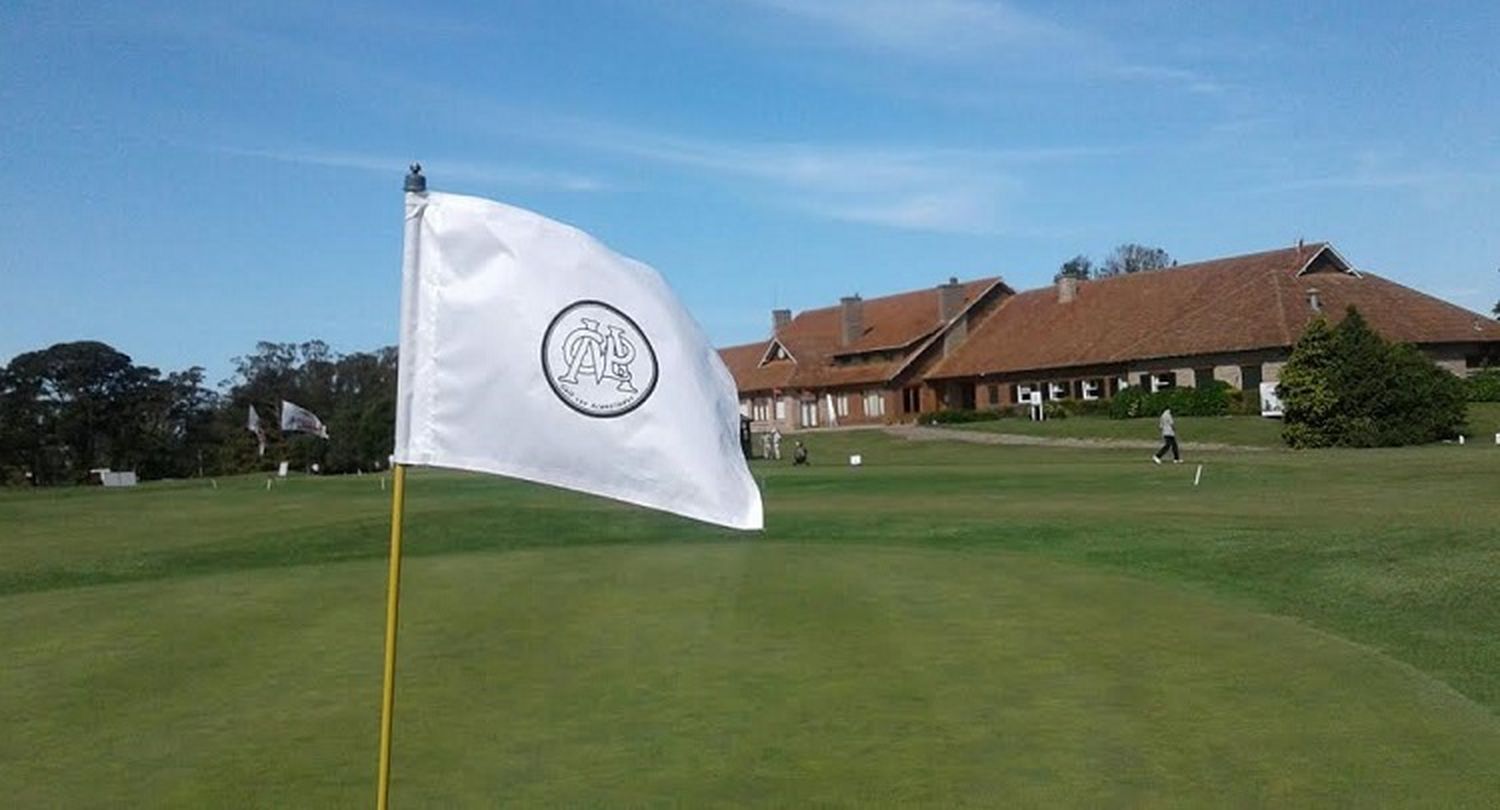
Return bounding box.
[247,405,266,456]
[394,190,763,530]
[281,400,329,439]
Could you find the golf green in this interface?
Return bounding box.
[6,542,1500,806]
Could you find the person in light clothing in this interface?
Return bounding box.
[1152,408,1181,464]
[771,428,783,461]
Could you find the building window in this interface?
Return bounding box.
[1151,372,1177,393]
[739,400,751,417]
[800,400,819,427]
[1048,381,1070,401]
[1081,379,1101,400]
[864,390,885,417]
[986,384,1000,406]
[836,394,849,417]
[752,398,771,421]
[1194,367,1216,388]
[774,399,786,420]
[902,386,921,414]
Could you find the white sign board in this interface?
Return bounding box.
[101,471,137,487]
[278,461,290,478]
[1259,382,1284,417]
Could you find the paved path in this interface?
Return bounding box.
[886,425,1267,452]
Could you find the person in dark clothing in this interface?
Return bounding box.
[792,440,809,466]
[1152,408,1181,463]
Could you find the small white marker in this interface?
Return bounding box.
[211,479,218,490]
[266,479,273,491]
[1193,464,1203,487]
[1459,435,1466,445]
[381,476,387,491]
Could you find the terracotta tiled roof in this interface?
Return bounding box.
[929,244,1500,379]
[718,340,794,393]
[717,278,1002,392]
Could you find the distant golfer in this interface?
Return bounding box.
[792,440,809,466]
[1153,408,1181,464]
[771,428,783,461]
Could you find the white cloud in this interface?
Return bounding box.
[732,0,1219,93]
[743,0,1067,58]
[529,118,1106,234]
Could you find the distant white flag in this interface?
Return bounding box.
[394,190,763,530]
[247,405,267,456]
[281,400,329,439]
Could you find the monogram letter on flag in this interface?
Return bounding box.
[393,189,763,530]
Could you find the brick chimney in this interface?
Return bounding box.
[839,295,863,346]
[938,277,964,323]
[1057,275,1078,304]
[772,308,792,333]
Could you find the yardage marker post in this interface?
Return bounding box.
[376,463,408,810]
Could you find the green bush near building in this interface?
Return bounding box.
[1107,380,1232,419]
[1279,307,1466,448]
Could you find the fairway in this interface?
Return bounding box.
[5,432,1500,805]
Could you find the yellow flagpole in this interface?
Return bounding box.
[375,463,408,809]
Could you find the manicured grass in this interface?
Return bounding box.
[941,401,1500,448]
[943,413,1286,447]
[4,433,1500,805]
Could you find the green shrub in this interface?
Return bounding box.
[1058,398,1111,417]
[918,409,1004,425]
[1108,381,1230,419]
[1224,388,1261,416]
[1280,308,1466,448]
[1468,370,1500,402]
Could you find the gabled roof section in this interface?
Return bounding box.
[929,242,1500,379]
[1295,243,1361,278]
[776,277,1001,388]
[718,340,794,393]
[758,337,795,365]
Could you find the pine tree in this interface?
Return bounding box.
[1278,317,1339,447]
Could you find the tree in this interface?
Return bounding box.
[1055,254,1092,281]
[1277,318,1339,448]
[0,341,186,482]
[1099,243,1174,277]
[1279,307,1466,448]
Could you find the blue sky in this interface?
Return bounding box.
[3,0,1498,383]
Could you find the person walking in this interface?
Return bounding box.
[771,428,783,461]
[1153,407,1181,464]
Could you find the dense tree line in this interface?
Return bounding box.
[0,340,396,485]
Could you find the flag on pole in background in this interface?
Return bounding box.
[281,400,329,439]
[394,190,762,530]
[246,405,267,456]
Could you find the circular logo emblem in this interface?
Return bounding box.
[541,300,658,418]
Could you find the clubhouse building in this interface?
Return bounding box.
[720,242,1500,430]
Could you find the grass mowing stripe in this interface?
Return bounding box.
[5,545,1499,807]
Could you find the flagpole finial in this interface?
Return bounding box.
[404,163,426,193]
